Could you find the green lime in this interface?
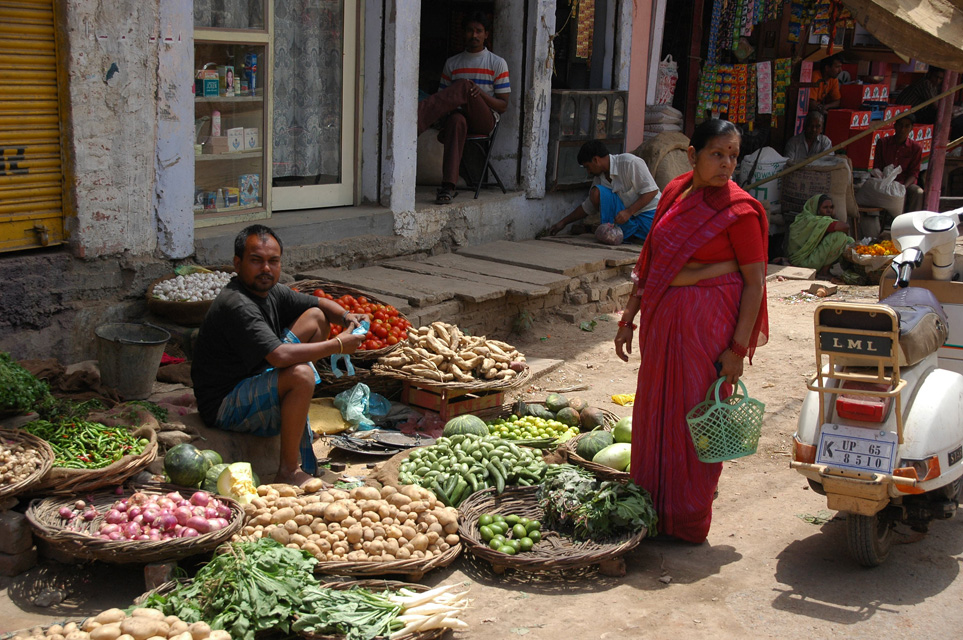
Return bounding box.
[508,538,522,552]
[526,520,541,533]
[491,534,506,548]
[492,514,505,524]
[512,523,528,539]
[498,544,516,555]
[519,537,534,552]
[528,529,541,543]
[504,514,521,526]
[479,525,494,542]
[479,514,494,527]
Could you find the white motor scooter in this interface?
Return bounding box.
[791,207,963,567]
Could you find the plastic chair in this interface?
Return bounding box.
[460,119,507,199]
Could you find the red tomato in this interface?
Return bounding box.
[372,324,388,339]
[312,289,325,298]
[386,335,399,346]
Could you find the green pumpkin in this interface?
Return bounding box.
[576,430,614,461]
[544,394,569,413]
[443,414,490,437]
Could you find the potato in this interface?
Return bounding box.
[401,525,417,540]
[341,516,358,528]
[377,503,392,520]
[426,531,440,544]
[329,489,350,501]
[297,524,313,537]
[290,533,307,547]
[318,491,335,503]
[208,632,231,640]
[346,550,367,561]
[269,527,290,544]
[168,633,193,640]
[303,503,327,518]
[427,522,444,536]
[379,485,398,498]
[64,624,79,634]
[443,521,459,535]
[350,486,381,501]
[89,624,122,640]
[93,610,127,626]
[283,520,298,534]
[410,533,429,551]
[387,493,411,507]
[303,542,321,557]
[48,627,65,637]
[270,507,296,524]
[396,547,411,559]
[302,478,324,493]
[345,524,364,544]
[187,623,211,640]
[120,619,169,640]
[114,635,133,640]
[445,533,460,545]
[168,621,189,636]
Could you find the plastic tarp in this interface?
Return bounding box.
[842,0,963,70]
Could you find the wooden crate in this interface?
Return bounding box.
[402,381,505,421]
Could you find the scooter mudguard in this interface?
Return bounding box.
[900,367,963,473]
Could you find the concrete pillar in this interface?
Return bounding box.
[520,0,555,199]
[154,0,194,259]
[382,0,418,230]
[625,0,654,151]
[360,1,384,205]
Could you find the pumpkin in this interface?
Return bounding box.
[555,407,581,427]
[613,417,632,443]
[576,430,614,460]
[442,414,490,437]
[544,393,569,413]
[217,462,258,505]
[164,443,211,487]
[579,407,608,430]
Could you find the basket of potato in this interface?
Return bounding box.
[1,608,231,640]
[234,483,461,582]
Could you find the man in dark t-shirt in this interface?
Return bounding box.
[191,225,366,486]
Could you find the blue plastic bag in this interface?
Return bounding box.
[333,383,391,431]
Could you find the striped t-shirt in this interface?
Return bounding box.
[439,48,511,98]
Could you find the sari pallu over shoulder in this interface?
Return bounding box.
[632,172,769,359]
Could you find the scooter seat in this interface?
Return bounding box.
[878,287,948,366]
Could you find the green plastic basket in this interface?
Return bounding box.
[685,377,765,463]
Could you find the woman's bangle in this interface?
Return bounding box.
[618,320,638,330]
[729,339,749,358]
[335,336,344,354]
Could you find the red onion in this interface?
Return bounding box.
[135,534,150,541]
[166,491,185,503]
[100,524,120,535]
[204,507,219,519]
[174,506,193,526]
[131,514,145,526]
[105,509,125,525]
[123,522,142,538]
[156,497,175,510]
[115,501,128,513]
[83,509,97,522]
[107,531,123,541]
[59,507,74,519]
[208,518,229,531]
[142,509,159,525]
[178,527,199,538]
[186,516,211,534]
[215,503,232,519]
[191,506,206,517]
[157,513,177,532]
[189,491,211,507]
[127,506,142,519]
[148,532,161,541]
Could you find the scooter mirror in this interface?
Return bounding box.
[923,216,956,233]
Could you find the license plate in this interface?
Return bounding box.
[815,423,898,474]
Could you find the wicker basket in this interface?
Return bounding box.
[290,280,408,361]
[135,579,452,640]
[28,425,158,495]
[471,402,621,449]
[25,486,245,564]
[371,361,532,392]
[1,621,85,640]
[457,485,646,573]
[559,429,631,482]
[146,267,234,326]
[0,429,55,500]
[312,538,461,582]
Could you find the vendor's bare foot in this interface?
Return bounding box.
[275,467,315,487]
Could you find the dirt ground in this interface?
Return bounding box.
[3,277,963,639]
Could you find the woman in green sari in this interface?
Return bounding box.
[787,194,851,272]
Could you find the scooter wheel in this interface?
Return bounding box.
[846,512,895,567]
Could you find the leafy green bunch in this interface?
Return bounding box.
[538,464,658,540]
[0,352,49,414]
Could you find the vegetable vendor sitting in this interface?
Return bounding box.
[548,140,662,245]
[191,224,368,487]
[787,194,852,273]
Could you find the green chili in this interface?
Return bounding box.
[22,419,148,469]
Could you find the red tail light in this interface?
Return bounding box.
[835,381,892,423]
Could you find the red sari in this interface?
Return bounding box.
[630,172,768,543]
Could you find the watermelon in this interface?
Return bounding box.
[592,443,632,471]
[530,405,556,421]
[200,449,223,467]
[164,443,211,487]
[443,414,489,437]
[579,407,608,430]
[576,430,614,460]
[613,417,632,443]
[555,407,581,427]
[544,394,569,413]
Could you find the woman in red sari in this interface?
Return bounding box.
[614,119,769,544]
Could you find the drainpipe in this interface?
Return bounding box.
[924,70,959,212]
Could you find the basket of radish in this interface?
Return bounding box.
[25,486,244,564]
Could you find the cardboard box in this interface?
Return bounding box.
[239,174,260,207]
[839,83,889,109]
[914,124,934,161]
[224,187,240,208]
[848,127,894,169]
[244,127,259,150]
[202,136,229,154]
[227,127,244,153]
[826,109,872,146]
[884,104,911,122]
[195,68,219,97]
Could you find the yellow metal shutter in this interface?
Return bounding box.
[0,0,64,252]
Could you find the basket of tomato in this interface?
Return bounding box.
[291,280,412,360]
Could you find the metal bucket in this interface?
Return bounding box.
[95,323,171,400]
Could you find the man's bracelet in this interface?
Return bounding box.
[335,336,344,354]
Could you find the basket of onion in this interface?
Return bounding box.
[25,486,244,564]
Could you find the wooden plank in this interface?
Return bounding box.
[292,275,414,314]
[299,265,506,306]
[419,253,571,292]
[540,233,643,256]
[455,240,617,276]
[384,258,551,298]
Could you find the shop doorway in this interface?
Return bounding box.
[271,0,357,210]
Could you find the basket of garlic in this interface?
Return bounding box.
[146,267,234,327]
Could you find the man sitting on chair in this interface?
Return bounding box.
[418,12,510,205]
